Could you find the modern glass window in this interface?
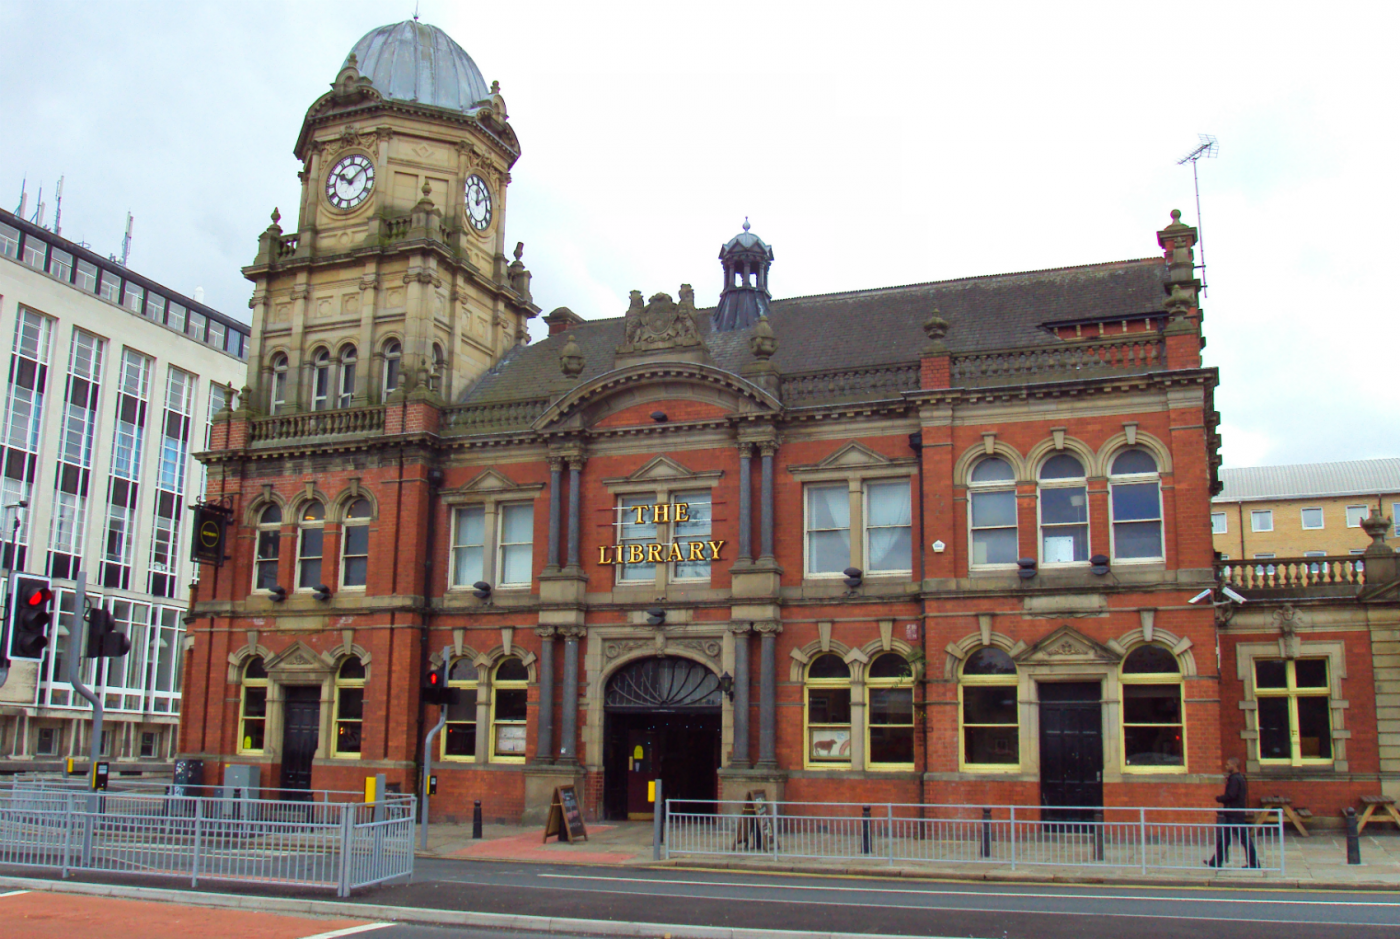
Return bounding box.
[167,302,187,333]
[148,367,193,599]
[865,480,911,573]
[332,657,366,757]
[452,506,486,587]
[36,727,57,756]
[617,493,659,583]
[491,657,529,762]
[75,260,98,292]
[20,233,46,269]
[805,654,852,766]
[139,732,157,758]
[1346,505,1369,528]
[238,657,268,754]
[383,340,402,396]
[311,347,331,411]
[805,484,850,575]
[47,328,104,580]
[254,504,282,591]
[443,658,479,760]
[122,283,144,314]
[187,311,207,343]
[1251,510,1273,532]
[207,319,226,352]
[671,489,713,581]
[146,293,165,323]
[48,248,72,282]
[101,349,149,590]
[1255,658,1332,766]
[270,354,288,414]
[497,502,534,587]
[969,457,1018,567]
[297,500,325,588]
[341,498,371,588]
[98,270,120,304]
[1,309,53,572]
[1301,507,1324,530]
[1109,449,1162,561]
[1121,645,1184,769]
[0,221,18,258]
[1211,512,1227,534]
[338,345,357,408]
[960,647,1018,768]
[1038,454,1088,564]
[867,653,915,767]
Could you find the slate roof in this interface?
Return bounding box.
[461,257,1169,405]
[1213,459,1400,503]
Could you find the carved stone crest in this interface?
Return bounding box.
[619,286,703,354]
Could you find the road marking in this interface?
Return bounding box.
[0,890,30,898]
[534,872,1400,909]
[296,925,392,939]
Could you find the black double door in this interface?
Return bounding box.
[602,710,720,820]
[279,685,321,796]
[1038,682,1103,821]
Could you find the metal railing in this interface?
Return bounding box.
[664,801,1285,874]
[0,786,414,896]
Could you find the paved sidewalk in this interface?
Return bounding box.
[420,819,1400,889]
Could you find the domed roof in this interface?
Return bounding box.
[345,21,492,113]
[723,218,771,254]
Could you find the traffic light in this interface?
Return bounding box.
[85,606,131,658]
[7,576,53,661]
[423,660,452,706]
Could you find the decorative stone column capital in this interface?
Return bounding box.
[753,621,783,635]
[758,440,780,458]
[534,626,558,639]
[728,621,753,635]
[558,626,587,641]
[547,456,564,472]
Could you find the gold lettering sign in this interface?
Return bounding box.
[601,503,724,565]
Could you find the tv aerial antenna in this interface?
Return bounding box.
[1177,134,1218,297]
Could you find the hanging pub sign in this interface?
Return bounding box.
[189,501,233,567]
[597,501,725,566]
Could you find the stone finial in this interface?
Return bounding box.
[628,290,644,315]
[749,315,777,361]
[513,241,524,261]
[269,208,281,229]
[923,311,950,355]
[419,180,433,203]
[491,80,501,95]
[1362,509,1396,557]
[560,334,585,379]
[347,53,358,68]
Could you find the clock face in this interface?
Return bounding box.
[325,154,375,210]
[465,174,493,231]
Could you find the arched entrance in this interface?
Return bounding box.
[602,656,722,820]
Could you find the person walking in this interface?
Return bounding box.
[1205,757,1259,868]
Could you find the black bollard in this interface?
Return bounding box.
[1345,807,1361,865]
[473,799,483,839]
[862,805,872,855]
[981,807,992,858]
[1093,809,1105,862]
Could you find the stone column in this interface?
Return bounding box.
[737,444,753,562]
[546,458,563,572]
[755,621,781,769]
[558,627,583,764]
[566,458,583,570]
[759,441,777,560]
[730,623,752,768]
[533,627,556,764]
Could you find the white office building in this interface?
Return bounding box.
[0,207,248,774]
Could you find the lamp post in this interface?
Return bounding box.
[0,500,27,690]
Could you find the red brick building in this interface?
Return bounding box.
[180,19,1400,826]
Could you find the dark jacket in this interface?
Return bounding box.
[1215,771,1248,810]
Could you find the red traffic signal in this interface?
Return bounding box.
[7,576,53,661]
[423,661,452,706]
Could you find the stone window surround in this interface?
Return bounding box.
[330,658,366,760]
[601,467,724,592]
[429,636,537,766]
[442,481,546,592]
[787,457,917,581]
[1234,639,1350,773]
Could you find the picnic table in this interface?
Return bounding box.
[1253,796,1311,837]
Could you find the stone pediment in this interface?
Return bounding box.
[1015,625,1120,666]
[788,442,916,478]
[265,641,332,673]
[459,468,520,493]
[602,455,724,488]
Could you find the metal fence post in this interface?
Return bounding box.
[1093,809,1104,862]
[652,781,663,862]
[981,807,992,858]
[887,804,894,865]
[337,802,353,898]
[861,805,871,855]
[1009,805,1017,870]
[1278,810,1286,876]
[1139,808,1147,874]
[769,799,779,859]
[61,795,73,878]
[191,797,203,888]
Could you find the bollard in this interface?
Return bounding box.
[652,779,664,861]
[861,805,872,855]
[1093,809,1105,862]
[472,800,483,839]
[981,807,992,858]
[1345,807,1361,865]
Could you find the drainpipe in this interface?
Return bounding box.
[909,432,927,818]
[417,463,443,814]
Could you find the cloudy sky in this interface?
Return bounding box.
[1,1,1394,469]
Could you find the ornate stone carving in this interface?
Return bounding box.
[559,334,584,380]
[728,622,753,635]
[534,626,557,640]
[1043,639,1083,657]
[604,639,650,660]
[753,621,783,635]
[749,315,777,361]
[328,124,379,157]
[619,287,703,353]
[1273,605,1304,636]
[674,638,724,661]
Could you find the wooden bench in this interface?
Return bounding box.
[1254,796,1311,837]
[1356,795,1400,833]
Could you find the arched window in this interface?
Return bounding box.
[1121,645,1183,769]
[1038,453,1088,564]
[297,500,325,589]
[960,647,1018,768]
[238,657,267,755]
[431,342,445,393]
[254,504,282,592]
[382,340,402,396]
[311,347,331,411]
[1109,449,1163,561]
[443,657,479,761]
[490,657,528,762]
[332,656,366,757]
[867,653,914,768]
[338,344,357,409]
[340,498,371,588]
[804,654,852,766]
[270,353,288,414]
[969,457,1017,568]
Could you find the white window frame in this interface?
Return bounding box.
[1345,504,1369,528]
[967,458,1018,570]
[496,502,535,588]
[444,487,544,593]
[1300,507,1324,530]
[862,480,912,575]
[339,498,372,589]
[1211,512,1228,534]
[1037,455,1090,566]
[1251,510,1273,532]
[441,657,480,762]
[604,473,722,590]
[1107,450,1163,564]
[270,354,288,414]
[310,347,331,411]
[296,501,326,590]
[338,345,357,409]
[330,658,366,759]
[253,504,282,593]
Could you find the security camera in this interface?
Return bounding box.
[1189,589,1214,604]
[1220,586,1248,604]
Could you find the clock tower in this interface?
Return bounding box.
[242,20,538,412]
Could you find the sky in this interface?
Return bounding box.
[0,0,1395,469]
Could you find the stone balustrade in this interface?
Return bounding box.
[1218,555,1366,594]
[950,337,1166,386]
[248,406,385,443]
[441,397,551,435]
[780,363,921,406]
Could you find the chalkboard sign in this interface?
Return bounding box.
[731,788,774,851]
[543,785,589,843]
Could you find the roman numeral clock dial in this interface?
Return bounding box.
[465,174,492,231]
[325,154,375,210]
